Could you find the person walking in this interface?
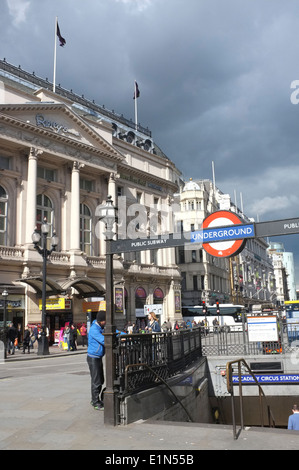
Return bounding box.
[86,311,106,410]
[146,312,161,332]
[30,325,38,349]
[64,324,71,351]
[22,326,31,354]
[69,324,77,351]
[288,404,299,430]
[80,323,87,347]
[6,322,17,355]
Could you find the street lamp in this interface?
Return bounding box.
[98,195,118,426]
[32,217,58,356]
[2,289,8,359]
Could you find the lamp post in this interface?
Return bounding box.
[32,217,58,356]
[98,195,118,426]
[2,289,8,359]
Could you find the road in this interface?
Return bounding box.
[0,353,89,379]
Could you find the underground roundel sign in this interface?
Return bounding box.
[202,210,247,258]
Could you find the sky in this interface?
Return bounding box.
[2,0,299,286]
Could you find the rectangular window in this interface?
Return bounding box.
[37,165,56,182]
[80,178,94,192]
[0,156,10,170]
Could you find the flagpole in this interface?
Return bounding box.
[134,80,138,131]
[53,17,58,93]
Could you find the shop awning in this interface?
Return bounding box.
[59,277,105,298]
[17,276,105,298]
[17,276,63,296]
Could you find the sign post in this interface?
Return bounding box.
[109,211,299,259]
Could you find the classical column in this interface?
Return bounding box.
[70,161,84,251]
[26,147,42,245]
[107,172,117,202]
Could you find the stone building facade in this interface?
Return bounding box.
[0,60,182,341]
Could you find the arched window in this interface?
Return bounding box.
[36,194,54,248]
[0,185,8,245]
[80,203,92,255]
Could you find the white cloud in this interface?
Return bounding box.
[250,195,298,218]
[6,0,30,26]
[114,0,153,13]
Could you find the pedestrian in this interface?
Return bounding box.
[22,326,31,354]
[127,322,133,334]
[80,323,87,347]
[146,312,161,332]
[87,311,106,410]
[6,322,17,355]
[64,324,71,351]
[288,404,299,430]
[69,324,77,351]
[30,325,38,349]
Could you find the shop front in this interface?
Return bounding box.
[39,298,73,345]
[135,286,147,331]
[0,294,25,343]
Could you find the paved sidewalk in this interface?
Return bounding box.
[1,347,299,451]
[4,344,87,361]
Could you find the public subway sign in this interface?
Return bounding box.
[109,211,299,257]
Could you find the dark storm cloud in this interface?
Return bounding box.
[3,0,299,283]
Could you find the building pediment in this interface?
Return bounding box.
[0,102,125,164]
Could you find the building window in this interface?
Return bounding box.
[150,249,158,265]
[37,165,56,182]
[193,275,198,291]
[80,203,92,255]
[0,156,10,170]
[178,247,185,264]
[0,185,8,245]
[80,178,94,192]
[117,186,124,197]
[36,194,54,249]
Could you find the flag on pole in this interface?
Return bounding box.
[56,22,66,47]
[133,81,140,99]
[133,81,140,130]
[53,17,66,93]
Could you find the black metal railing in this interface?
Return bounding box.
[200,320,299,356]
[114,328,202,396]
[226,358,276,439]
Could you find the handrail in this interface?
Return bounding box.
[226,358,276,439]
[124,362,193,423]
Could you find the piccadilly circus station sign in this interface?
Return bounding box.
[191,210,255,258]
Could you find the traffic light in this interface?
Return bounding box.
[216,301,220,315]
[202,301,207,315]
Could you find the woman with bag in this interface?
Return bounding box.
[146,312,161,332]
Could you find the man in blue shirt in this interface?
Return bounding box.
[288,404,299,430]
[87,311,106,410]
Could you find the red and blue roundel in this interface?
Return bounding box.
[202,210,247,258]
